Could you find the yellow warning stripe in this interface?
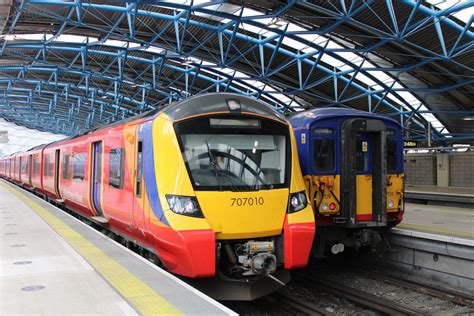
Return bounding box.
[1,181,183,316]
[398,223,474,239]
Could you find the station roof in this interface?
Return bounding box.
[0,0,472,148]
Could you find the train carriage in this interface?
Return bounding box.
[12,155,21,183]
[290,108,404,256]
[29,147,44,192]
[20,153,32,188]
[7,93,315,301]
[6,156,14,179]
[4,156,12,179]
[0,157,4,177]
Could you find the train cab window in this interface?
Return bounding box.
[314,139,335,172]
[62,155,71,179]
[387,140,398,173]
[109,148,124,189]
[73,153,86,181]
[355,140,368,172]
[136,141,143,196]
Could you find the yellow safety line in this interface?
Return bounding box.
[398,223,474,239]
[1,181,183,316]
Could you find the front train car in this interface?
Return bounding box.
[144,93,315,300]
[290,108,403,257]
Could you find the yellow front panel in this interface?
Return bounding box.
[289,126,307,193]
[153,115,211,231]
[387,173,403,212]
[195,189,288,239]
[356,175,372,215]
[287,125,315,224]
[287,204,314,224]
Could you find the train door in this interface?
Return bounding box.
[55,149,61,197]
[28,154,32,185]
[91,141,104,217]
[341,118,387,227]
[132,134,146,230]
[19,157,22,183]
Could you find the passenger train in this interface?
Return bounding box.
[290,108,404,256]
[0,93,316,300]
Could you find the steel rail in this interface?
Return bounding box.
[293,273,423,316]
[271,292,330,315]
[354,268,474,307]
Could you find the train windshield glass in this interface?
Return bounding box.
[175,115,290,191]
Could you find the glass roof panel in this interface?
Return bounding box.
[0,119,67,157]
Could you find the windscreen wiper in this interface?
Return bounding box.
[205,140,240,192]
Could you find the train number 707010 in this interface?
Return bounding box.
[231,197,264,206]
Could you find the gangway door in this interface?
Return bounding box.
[340,118,387,227]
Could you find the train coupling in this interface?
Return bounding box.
[238,241,277,276]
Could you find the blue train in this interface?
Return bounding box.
[290,108,404,256]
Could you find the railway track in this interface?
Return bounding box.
[352,268,474,307]
[270,292,331,315]
[293,272,423,315]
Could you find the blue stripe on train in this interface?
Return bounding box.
[140,121,169,226]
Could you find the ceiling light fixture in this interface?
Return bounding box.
[462,116,474,121]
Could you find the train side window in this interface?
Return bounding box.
[44,156,49,176]
[314,139,335,172]
[136,141,143,196]
[33,157,39,175]
[109,148,124,189]
[355,140,368,172]
[387,140,398,173]
[73,153,86,181]
[62,155,71,179]
[21,158,28,174]
[47,155,53,177]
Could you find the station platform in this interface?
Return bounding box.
[0,179,236,315]
[405,185,474,206]
[397,202,474,240]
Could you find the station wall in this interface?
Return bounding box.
[404,151,474,188]
[404,155,437,185]
[450,154,474,187]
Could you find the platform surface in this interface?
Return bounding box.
[0,179,236,315]
[397,203,474,240]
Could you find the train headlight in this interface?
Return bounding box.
[388,199,394,208]
[289,191,307,213]
[166,195,204,218]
